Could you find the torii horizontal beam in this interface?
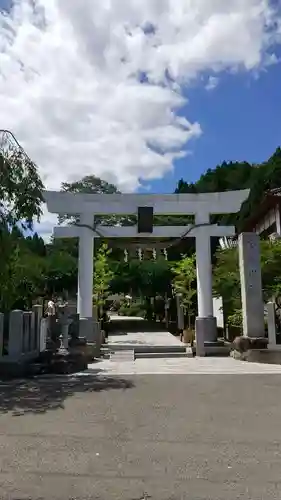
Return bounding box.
[44,189,250,216]
[53,224,236,239]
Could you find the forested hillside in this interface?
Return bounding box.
[175,147,281,228]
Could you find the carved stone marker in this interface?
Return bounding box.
[238,233,264,338]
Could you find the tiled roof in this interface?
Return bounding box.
[268,187,281,196]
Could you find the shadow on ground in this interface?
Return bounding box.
[0,370,134,416]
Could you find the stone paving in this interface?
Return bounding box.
[95,325,281,375]
[89,355,281,375]
[106,329,184,348]
[1,321,281,499]
[1,373,281,499]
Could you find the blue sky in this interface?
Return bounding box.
[144,50,281,194]
[1,0,281,210]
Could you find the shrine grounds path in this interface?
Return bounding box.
[1,368,281,499]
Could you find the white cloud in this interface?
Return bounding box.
[0,0,280,199]
[205,76,219,91]
[31,205,57,242]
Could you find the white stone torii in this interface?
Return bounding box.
[44,189,249,342]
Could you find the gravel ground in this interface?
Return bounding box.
[0,373,281,500]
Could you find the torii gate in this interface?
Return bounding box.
[44,189,249,344]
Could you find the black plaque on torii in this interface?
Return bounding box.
[137,206,154,234]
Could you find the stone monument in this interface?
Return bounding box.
[238,232,265,338]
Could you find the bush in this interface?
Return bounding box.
[227,309,243,328]
[118,301,145,317]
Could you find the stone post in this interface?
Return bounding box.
[79,318,95,342]
[79,317,102,356]
[32,305,43,351]
[176,294,185,331]
[8,310,24,359]
[69,312,80,341]
[267,302,277,347]
[165,296,170,329]
[0,312,4,358]
[23,311,32,353]
[58,304,70,350]
[238,233,265,338]
[39,318,48,352]
[93,305,98,321]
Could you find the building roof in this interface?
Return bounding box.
[241,188,281,231]
[269,187,281,196]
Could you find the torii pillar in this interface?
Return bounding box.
[77,213,94,318]
[194,211,219,347]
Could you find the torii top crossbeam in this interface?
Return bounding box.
[44,189,249,216]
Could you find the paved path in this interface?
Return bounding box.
[89,356,281,375]
[2,317,280,499]
[1,373,281,499]
[106,329,184,348]
[109,314,144,321]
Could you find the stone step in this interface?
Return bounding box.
[102,350,193,360]
[135,351,192,359]
[102,344,186,353]
[109,350,135,362]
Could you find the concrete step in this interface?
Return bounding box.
[109,350,135,362]
[135,350,192,359]
[102,344,186,353]
[102,351,193,360]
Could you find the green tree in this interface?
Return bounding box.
[110,257,173,298]
[43,247,78,297]
[93,242,114,312]
[58,175,135,227]
[110,260,142,296]
[175,147,281,230]
[25,233,47,257]
[0,131,44,311]
[171,254,197,328]
[213,240,281,326]
[0,230,45,311]
[212,247,241,324]
[0,131,44,229]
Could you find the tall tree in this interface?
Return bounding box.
[0,131,44,229]
[58,175,134,227]
[171,254,197,328]
[175,147,281,230]
[93,242,114,312]
[0,131,44,311]
[213,240,281,326]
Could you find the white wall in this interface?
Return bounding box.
[213,296,224,329]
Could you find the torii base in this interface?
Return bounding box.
[194,317,230,357]
[196,316,217,342]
